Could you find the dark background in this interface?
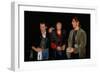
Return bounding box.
[24,11,90,61]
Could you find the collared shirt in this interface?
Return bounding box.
[42,31,46,38]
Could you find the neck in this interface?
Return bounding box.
[74,26,79,31]
[41,30,46,34]
[57,29,61,35]
[57,29,61,31]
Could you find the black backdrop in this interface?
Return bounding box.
[24,11,90,61]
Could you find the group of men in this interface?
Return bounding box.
[30,16,87,61]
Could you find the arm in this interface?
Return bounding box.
[66,31,75,53]
[68,31,73,48]
[32,46,42,52]
[78,31,87,58]
[32,46,37,52]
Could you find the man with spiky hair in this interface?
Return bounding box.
[31,22,50,60]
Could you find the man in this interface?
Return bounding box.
[31,22,50,60]
[66,16,87,59]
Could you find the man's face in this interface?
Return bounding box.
[40,24,46,32]
[56,22,62,30]
[72,19,78,29]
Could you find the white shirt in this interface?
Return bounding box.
[42,31,46,38]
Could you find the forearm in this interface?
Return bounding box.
[32,46,37,51]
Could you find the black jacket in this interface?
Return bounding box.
[30,31,50,61]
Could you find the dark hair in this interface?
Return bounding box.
[55,21,63,31]
[72,16,80,22]
[72,16,81,27]
[40,22,46,26]
[56,21,62,26]
[56,21,62,27]
[56,21,62,24]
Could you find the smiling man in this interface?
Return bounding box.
[66,16,87,59]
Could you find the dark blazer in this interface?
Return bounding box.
[30,31,50,61]
[49,29,67,59]
[50,30,67,47]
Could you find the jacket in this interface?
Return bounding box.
[68,28,87,58]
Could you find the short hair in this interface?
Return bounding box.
[40,22,46,26]
[56,21,62,24]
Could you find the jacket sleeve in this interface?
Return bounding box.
[68,30,73,48]
[78,30,87,58]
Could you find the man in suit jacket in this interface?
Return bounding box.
[67,16,87,59]
[31,22,50,61]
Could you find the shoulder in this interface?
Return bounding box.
[79,28,86,34]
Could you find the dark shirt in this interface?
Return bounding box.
[40,35,49,49]
[32,31,50,48]
[72,30,77,48]
[50,30,67,49]
[30,31,50,60]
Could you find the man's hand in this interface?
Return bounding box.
[48,28,52,33]
[67,48,74,53]
[32,46,42,52]
[62,45,65,50]
[57,46,62,51]
[36,48,42,52]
